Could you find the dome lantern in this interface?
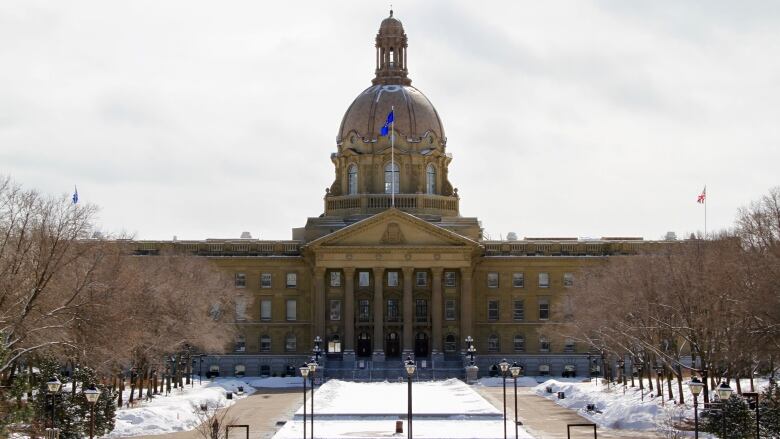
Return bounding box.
[373,9,411,86]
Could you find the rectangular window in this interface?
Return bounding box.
[445,299,456,320]
[387,271,399,287]
[285,335,296,352]
[487,272,499,288]
[286,272,297,288]
[514,336,525,352]
[539,337,550,353]
[330,271,342,287]
[539,298,550,320]
[538,272,550,288]
[488,336,499,352]
[564,339,575,353]
[286,299,297,321]
[235,273,246,288]
[415,299,428,323]
[512,272,524,288]
[512,300,524,321]
[444,271,457,288]
[234,336,245,352]
[487,299,499,321]
[260,273,272,288]
[563,272,574,287]
[358,299,370,322]
[235,297,247,321]
[260,336,271,352]
[359,271,370,287]
[260,299,272,321]
[415,271,428,287]
[330,299,342,321]
[386,299,399,322]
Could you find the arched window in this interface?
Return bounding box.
[285,334,297,352]
[444,334,457,353]
[234,364,246,377]
[384,162,399,194]
[426,164,436,194]
[347,164,358,195]
[329,335,342,353]
[488,334,499,352]
[513,335,525,352]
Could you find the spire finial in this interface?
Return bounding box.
[389,5,393,17]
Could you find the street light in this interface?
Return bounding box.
[299,364,310,439]
[617,359,626,395]
[509,363,522,439]
[45,377,62,431]
[742,391,760,439]
[465,336,476,365]
[715,382,733,437]
[307,358,319,439]
[83,385,101,439]
[498,359,510,439]
[654,365,664,405]
[404,356,416,439]
[688,377,704,439]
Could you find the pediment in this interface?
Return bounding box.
[306,209,479,249]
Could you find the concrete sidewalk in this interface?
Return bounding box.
[475,386,663,439]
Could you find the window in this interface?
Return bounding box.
[444,300,456,320]
[234,364,246,377]
[426,164,436,194]
[488,334,499,352]
[415,271,428,287]
[386,299,399,322]
[539,364,550,376]
[329,335,341,353]
[538,272,550,288]
[235,296,247,321]
[538,298,550,320]
[444,334,457,353]
[487,272,499,288]
[260,273,272,288]
[487,300,499,321]
[564,338,575,353]
[286,299,297,321]
[358,299,370,322]
[330,300,342,321]
[260,299,272,321]
[512,300,524,321]
[286,273,297,288]
[330,271,342,287]
[260,335,271,352]
[387,271,399,287]
[235,273,246,288]
[359,271,370,287]
[285,334,296,352]
[444,271,457,287]
[415,299,428,323]
[384,162,399,194]
[512,272,525,288]
[234,335,245,352]
[513,335,525,352]
[539,336,550,353]
[347,164,358,195]
[563,272,574,287]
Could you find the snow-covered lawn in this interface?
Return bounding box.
[109,376,302,437]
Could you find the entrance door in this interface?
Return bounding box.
[386,332,400,357]
[357,332,371,357]
[414,332,429,357]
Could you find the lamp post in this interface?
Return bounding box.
[83,385,101,439]
[509,363,521,439]
[743,391,760,439]
[404,356,416,439]
[688,376,704,439]
[465,336,475,365]
[716,381,733,436]
[198,354,205,385]
[498,359,510,439]
[655,365,664,405]
[45,377,62,431]
[299,364,310,439]
[307,358,318,439]
[617,359,626,395]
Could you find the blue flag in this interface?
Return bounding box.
[72,186,78,204]
[380,110,394,136]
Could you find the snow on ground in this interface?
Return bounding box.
[273,379,534,439]
[109,376,302,437]
[476,376,579,387]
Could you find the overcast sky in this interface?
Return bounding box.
[1,1,778,241]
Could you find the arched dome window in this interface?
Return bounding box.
[347,164,358,195]
[426,164,436,194]
[384,162,399,194]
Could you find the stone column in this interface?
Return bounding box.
[402,267,414,356]
[314,268,326,339]
[431,267,443,360]
[460,267,474,347]
[372,267,385,361]
[343,267,356,358]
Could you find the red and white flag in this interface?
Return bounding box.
[697,186,706,204]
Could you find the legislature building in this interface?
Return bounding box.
[134,12,651,379]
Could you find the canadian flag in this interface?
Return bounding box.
[697,186,706,204]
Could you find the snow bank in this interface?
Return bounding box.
[476,376,567,387]
[247,376,304,388]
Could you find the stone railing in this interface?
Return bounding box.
[131,240,303,256]
[325,193,459,217]
[482,240,650,257]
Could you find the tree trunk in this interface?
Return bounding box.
[117,372,124,408]
[735,376,742,394]
[676,365,684,404]
[646,361,653,392]
[666,369,674,402]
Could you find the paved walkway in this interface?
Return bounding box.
[475,386,663,439]
[133,388,302,439]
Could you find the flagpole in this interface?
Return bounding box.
[391,105,395,208]
[704,186,707,239]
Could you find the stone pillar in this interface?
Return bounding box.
[343,267,355,358]
[402,267,414,356]
[372,267,385,361]
[314,268,326,339]
[460,267,473,346]
[431,267,443,360]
